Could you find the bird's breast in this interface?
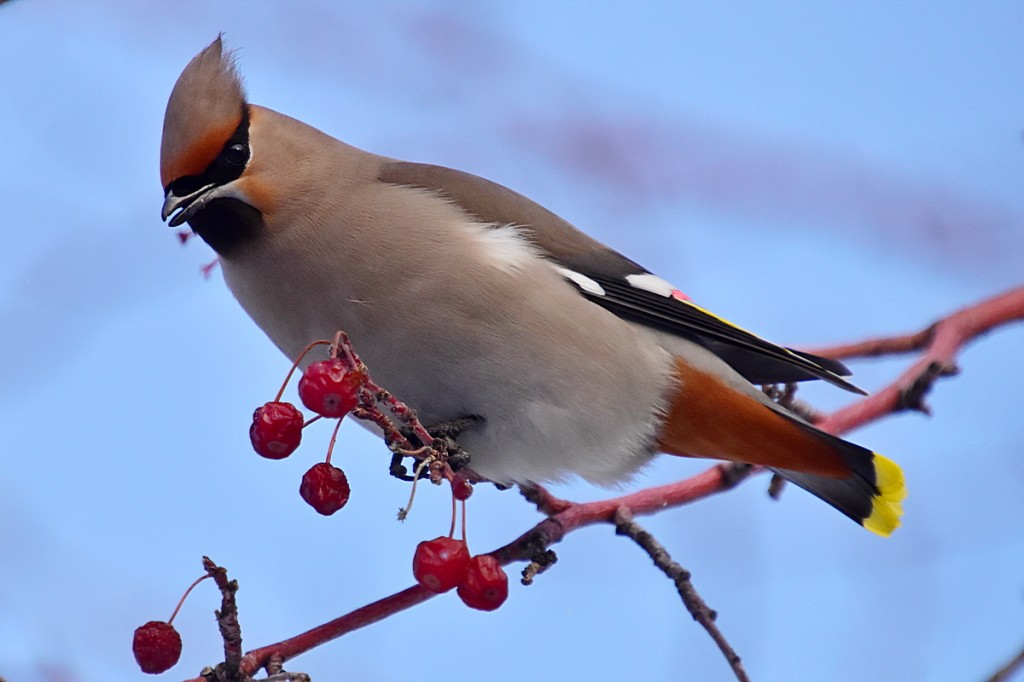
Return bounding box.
[219,188,675,484]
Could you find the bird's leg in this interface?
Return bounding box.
[425,415,484,440]
[385,415,482,481]
[427,415,483,472]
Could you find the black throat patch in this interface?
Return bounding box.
[165,106,263,258]
[187,198,264,258]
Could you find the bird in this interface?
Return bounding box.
[160,37,905,536]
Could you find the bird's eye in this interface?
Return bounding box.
[223,143,249,166]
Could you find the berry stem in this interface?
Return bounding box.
[397,456,434,521]
[332,330,361,368]
[448,489,457,539]
[324,416,344,465]
[329,330,344,359]
[274,340,333,402]
[167,573,212,625]
[460,499,468,547]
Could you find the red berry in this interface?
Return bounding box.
[297,359,365,418]
[299,462,351,515]
[457,555,509,611]
[450,473,473,501]
[132,620,182,674]
[249,402,304,459]
[412,536,470,593]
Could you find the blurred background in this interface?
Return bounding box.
[2,1,1022,680]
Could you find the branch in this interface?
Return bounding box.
[614,506,750,682]
[181,285,1024,682]
[806,286,1024,433]
[195,558,247,682]
[237,586,434,678]
[184,463,755,681]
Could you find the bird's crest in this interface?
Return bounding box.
[160,35,247,187]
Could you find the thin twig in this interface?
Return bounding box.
[614,507,750,682]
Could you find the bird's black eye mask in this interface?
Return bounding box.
[165,106,251,196]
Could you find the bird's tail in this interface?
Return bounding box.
[769,425,906,536]
[657,358,907,535]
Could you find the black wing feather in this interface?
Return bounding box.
[585,275,864,394]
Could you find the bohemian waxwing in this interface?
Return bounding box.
[160,37,905,535]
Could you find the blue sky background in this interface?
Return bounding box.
[2,2,1023,680]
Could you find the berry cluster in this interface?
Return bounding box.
[408,475,509,611]
[133,334,512,673]
[413,537,509,611]
[249,340,368,516]
[249,338,511,610]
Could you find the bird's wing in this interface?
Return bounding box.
[378,161,861,393]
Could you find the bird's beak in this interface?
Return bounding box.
[161,183,217,227]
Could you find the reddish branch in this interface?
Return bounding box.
[185,464,754,682]
[807,286,1024,432]
[182,285,1024,682]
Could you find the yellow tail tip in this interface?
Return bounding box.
[863,453,907,537]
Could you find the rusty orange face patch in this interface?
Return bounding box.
[160,114,242,187]
[227,174,275,218]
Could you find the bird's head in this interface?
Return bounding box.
[160,36,264,256]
